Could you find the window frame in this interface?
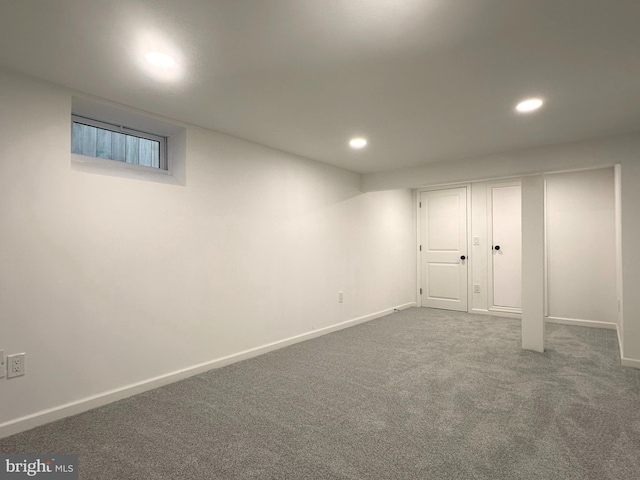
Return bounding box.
[71,114,168,171]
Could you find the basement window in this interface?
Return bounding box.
[71,115,168,170]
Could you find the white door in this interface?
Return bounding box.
[420,188,468,311]
[490,184,522,310]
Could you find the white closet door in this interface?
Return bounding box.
[490,185,522,310]
[420,188,468,311]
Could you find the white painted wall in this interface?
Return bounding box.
[470,183,490,312]
[545,169,616,323]
[468,171,616,326]
[0,69,416,430]
[434,169,616,347]
[364,133,640,365]
[361,134,637,193]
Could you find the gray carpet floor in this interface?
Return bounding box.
[2,308,640,479]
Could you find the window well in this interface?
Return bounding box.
[71,115,167,170]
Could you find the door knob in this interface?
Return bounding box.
[460,255,466,260]
[493,245,500,251]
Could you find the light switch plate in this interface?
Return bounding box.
[0,350,5,378]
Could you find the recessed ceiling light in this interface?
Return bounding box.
[349,137,367,149]
[145,51,175,68]
[516,98,544,113]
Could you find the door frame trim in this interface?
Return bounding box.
[416,184,472,310]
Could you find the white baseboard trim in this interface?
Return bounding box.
[615,325,640,369]
[545,316,618,330]
[470,308,520,319]
[545,317,640,369]
[621,356,640,369]
[0,302,416,440]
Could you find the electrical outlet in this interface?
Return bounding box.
[0,350,5,379]
[474,284,481,294]
[338,291,344,303]
[7,353,25,378]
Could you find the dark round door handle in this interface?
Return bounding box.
[460,255,466,260]
[494,245,501,251]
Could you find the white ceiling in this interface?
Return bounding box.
[1,0,639,174]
